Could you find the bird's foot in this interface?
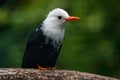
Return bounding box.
[37,64,56,71]
[37,65,47,71]
[47,67,56,71]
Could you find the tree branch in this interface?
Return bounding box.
[0,68,119,80]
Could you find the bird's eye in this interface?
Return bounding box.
[58,16,62,20]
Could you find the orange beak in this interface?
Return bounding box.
[66,16,80,21]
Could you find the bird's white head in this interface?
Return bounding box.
[42,8,80,46]
[43,8,80,29]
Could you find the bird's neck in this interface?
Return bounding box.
[41,23,65,47]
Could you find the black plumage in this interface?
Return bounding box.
[22,25,62,68]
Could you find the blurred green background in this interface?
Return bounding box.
[0,0,120,78]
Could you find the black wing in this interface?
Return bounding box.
[22,25,62,68]
[22,25,45,68]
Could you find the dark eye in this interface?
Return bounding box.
[58,16,62,20]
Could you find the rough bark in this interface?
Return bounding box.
[0,68,119,80]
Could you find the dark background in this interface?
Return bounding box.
[0,0,120,78]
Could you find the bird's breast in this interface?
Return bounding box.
[42,27,64,48]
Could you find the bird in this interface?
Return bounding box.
[22,8,80,71]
